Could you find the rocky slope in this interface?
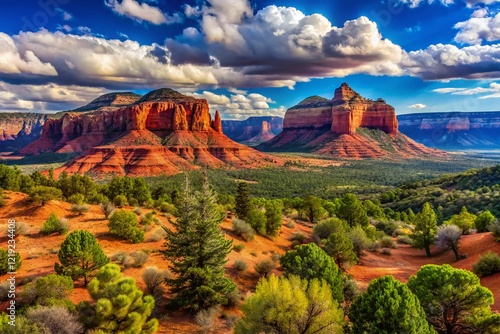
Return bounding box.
[0,113,49,152]
[21,88,279,176]
[222,116,283,145]
[398,112,500,149]
[258,83,442,158]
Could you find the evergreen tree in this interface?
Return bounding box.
[445,206,476,234]
[408,264,495,334]
[300,195,326,223]
[337,194,369,228]
[235,182,251,220]
[411,202,438,257]
[475,210,495,233]
[280,243,344,303]
[0,248,21,274]
[264,199,283,237]
[350,275,435,334]
[55,230,109,286]
[78,264,158,333]
[162,176,235,311]
[235,275,344,334]
[324,232,358,270]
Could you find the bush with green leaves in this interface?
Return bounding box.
[70,204,90,215]
[29,186,62,206]
[346,226,370,257]
[489,220,500,240]
[235,275,344,334]
[108,210,144,243]
[379,236,397,249]
[21,274,74,311]
[473,252,500,277]
[113,194,127,207]
[444,206,476,235]
[280,243,343,303]
[77,264,158,333]
[408,264,497,334]
[311,218,347,243]
[68,193,85,205]
[475,211,496,233]
[54,230,109,286]
[325,232,358,270]
[0,248,21,274]
[350,275,434,334]
[0,313,50,334]
[40,214,69,235]
[231,218,255,241]
[397,235,413,245]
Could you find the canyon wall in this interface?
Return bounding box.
[0,114,48,151]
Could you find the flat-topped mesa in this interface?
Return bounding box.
[331,83,398,135]
[20,88,220,155]
[282,83,398,135]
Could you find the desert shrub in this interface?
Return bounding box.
[285,220,295,228]
[67,194,85,205]
[290,231,306,244]
[366,241,381,252]
[233,243,245,252]
[108,210,144,243]
[40,214,69,235]
[0,314,50,333]
[397,235,414,245]
[29,186,62,206]
[475,211,496,233]
[113,194,127,207]
[111,251,135,268]
[254,259,275,277]
[380,248,392,255]
[7,221,29,236]
[26,306,83,334]
[142,266,171,295]
[88,193,108,205]
[195,307,220,332]
[0,281,10,302]
[271,253,281,262]
[472,252,500,277]
[489,220,500,240]
[311,218,347,243]
[70,204,89,215]
[232,218,255,241]
[99,202,115,219]
[346,226,370,256]
[130,250,149,268]
[392,227,412,237]
[375,220,399,236]
[159,202,176,214]
[380,236,397,249]
[234,260,248,272]
[133,207,142,215]
[147,228,167,242]
[225,289,241,307]
[225,314,240,329]
[20,274,74,310]
[140,212,155,225]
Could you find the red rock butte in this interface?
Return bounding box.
[259,83,444,158]
[21,88,279,176]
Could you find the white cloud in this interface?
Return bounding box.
[56,8,73,21]
[0,81,107,112]
[0,33,57,76]
[188,90,285,119]
[432,82,500,98]
[454,10,500,45]
[105,0,182,25]
[402,43,500,80]
[399,0,500,7]
[408,103,427,108]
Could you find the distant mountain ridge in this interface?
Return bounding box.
[222,116,283,145]
[398,112,500,149]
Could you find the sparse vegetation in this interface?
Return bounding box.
[231,218,255,241]
[234,259,248,272]
[40,214,69,235]
[473,252,500,277]
[142,266,171,295]
[254,259,275,277]
[99,201,115,219]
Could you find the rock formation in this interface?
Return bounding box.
[19,88,279,176]
[398,112,500,149]
[0,114,48,152]
[222,116,284,145]
[258,83,443,158]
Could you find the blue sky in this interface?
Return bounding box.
[1,0,500,118]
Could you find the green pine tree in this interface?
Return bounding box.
[55,230,110,286]
[324,232,358,270]
[77,264,158,334]
[162,176,235,311]
[411,202,438,257]
[350,275,435,334]
[337,194,369,228]
[235,182,251,221]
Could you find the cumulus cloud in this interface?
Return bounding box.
[454,9,500,44]
[0,33,57,76]
[432,82,500,98]
[408,103,427,108]
[402,43,500,80]
[105,0,182,25]
[0,81,107,112]
[188,90,286,119]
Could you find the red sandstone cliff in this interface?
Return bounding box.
[21,88,279,176]
[258,83,443,158]
[0,114,48,152]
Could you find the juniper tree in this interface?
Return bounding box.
[162,176,235,311]
[55,230,109,286]
[324,232,358,270]
[411,202,438,257]
[235,182,251,220]
[77,264,158,334]
[337,194,369,228]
